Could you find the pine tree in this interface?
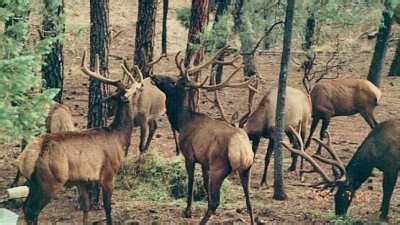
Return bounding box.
[273,0,295,201]
[134,0,158,76]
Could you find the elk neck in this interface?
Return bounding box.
[108,99,134,155]
[165,85,200,132]
[343,151,373,191]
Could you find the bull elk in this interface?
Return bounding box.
[17,52,142,225]
[150,45,256,224]
[122,54,166,153]
[239,87,312,185]
[282,119,400,220]
[11,103,76,187]
[305,79,381,154]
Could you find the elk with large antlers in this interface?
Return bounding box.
[17,52,142,225]
[282,119,400,220]
[239,86,312,185]
[151,45,256,224]
[305,79,381,154]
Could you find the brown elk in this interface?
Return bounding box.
[11,103,76,187]
[17,52,141,225]
[150,46,256,224]
[305,79,381,154]
[239,86,312,185]
[122,54,166,153]
[282,119,400,220]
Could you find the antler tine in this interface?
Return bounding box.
[214,54,242,69]
[280,140,334,185]
[312,136,346,178]
[188,66,241,91]
[288,126,304,152]
[141,48,164,69]
[132,65,144,83]
[175,51,184,75]
[186,45,230,74]
[120,64,136,84]
[81,51,124,88]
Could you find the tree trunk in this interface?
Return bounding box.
[185,0,209,68]
[88,0,110,208]
[134,0,158,76]
[211,0,229,84]
[273,0,295,201]
[233,0,257,78]
[388,39,400,77]
[41,0,65,103]
[162,0,168,56]
[367,4,393,87]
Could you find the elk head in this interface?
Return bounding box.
[81,51,144,121]
[281,127,353,216]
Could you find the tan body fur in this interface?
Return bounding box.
[306,79,381,153]
[244,86,311,185]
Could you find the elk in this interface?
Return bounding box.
[150,45,256,224]
[122,53,166,153]
[305,79,381,154]
[10,102,76,187]
[17,52,141,225]
[239,86,312,185]
[282,119,400,220]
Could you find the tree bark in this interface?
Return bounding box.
[134,0,158,76]
[41,0,64,103]
[162,0,168,56]
[88,0,110,208]
[273,0,295,201]
[185,0,210,69]
[367,4,393,87]
[233,0,257,78]
[388,39,400,77]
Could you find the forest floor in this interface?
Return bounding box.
[1,0,400,224]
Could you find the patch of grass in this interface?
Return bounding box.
[321,213,360,225]
[116,153,234,203]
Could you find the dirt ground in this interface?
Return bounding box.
[1,0,400,224]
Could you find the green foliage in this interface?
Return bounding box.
[0,1,61,147]
[321,213,359,225]
[175,7,191,29]
[116,153,233,203]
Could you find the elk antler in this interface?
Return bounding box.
[185,45,231,74]
[140,48,164,72]
[280,126,347,188]
[81,51,128,90]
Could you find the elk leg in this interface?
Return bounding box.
[305,117,319,149]
[316,117,330,155]
[261,139,274,186]
[287,131,299,172]
[202,165,209,193]
[102,181,114,225]
[139,123,150,153]
[172,129,180,155]
[239,168,254,225]
[360,110,378,129]
[380,169,398,220]
[78,184,90,225]
[143,119,157,151]
[23,184,51,225]
[251,136,261,156]
[184,160,195,218]
[200,168,228,225]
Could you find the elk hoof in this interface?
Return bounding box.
[183,208,192,218]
